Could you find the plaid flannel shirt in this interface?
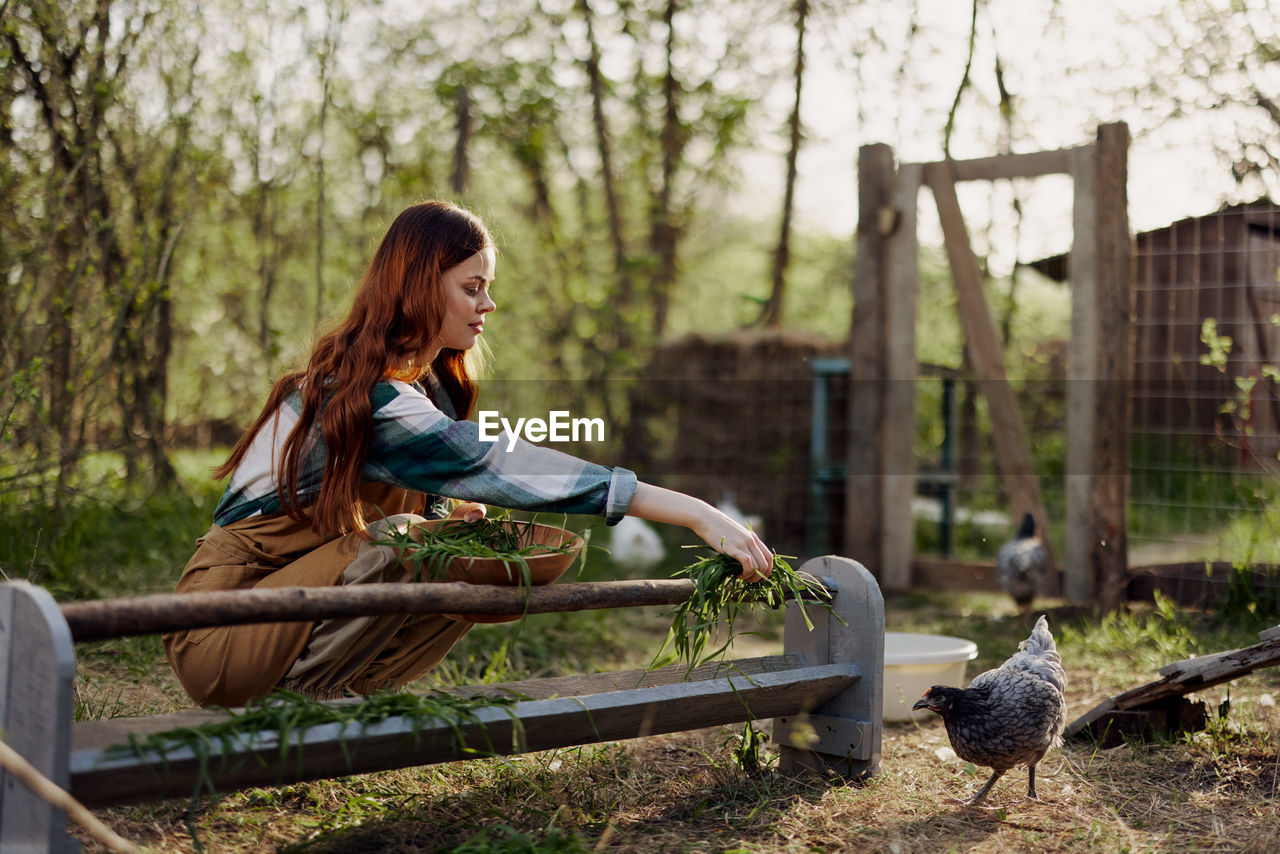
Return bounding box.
[213,379,636,527]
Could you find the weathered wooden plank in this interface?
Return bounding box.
[71,655,809,752]
[1156,647,1249,678]
[61,579,700,642]
[925,160,1054,571]
[1261,625,1280,642]
[0,581,78,853]
[1066,634,1280,737]
[914,147,1078,182]
[70,663,858,807]
[776,557,884,779]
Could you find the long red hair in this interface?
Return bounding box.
[215,201,493,535]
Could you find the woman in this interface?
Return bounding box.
[164,200,772,708]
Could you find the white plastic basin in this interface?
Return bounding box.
[882,632,979,721]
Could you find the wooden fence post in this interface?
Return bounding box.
[1091,121,1133,610]
[1066,122,1132,607]
[847,143,896,585]
[775,556,884,778]
[0,581,77,853]
[881,163,922,592]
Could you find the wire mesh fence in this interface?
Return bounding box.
[1129,201,1280,575]
[635,203,1280,602]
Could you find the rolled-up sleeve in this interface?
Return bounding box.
[364,381,638,525]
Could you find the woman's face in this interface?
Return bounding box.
[436,247,496,352]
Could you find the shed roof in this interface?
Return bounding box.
[1028,197,1280,283]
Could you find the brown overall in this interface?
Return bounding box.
[162,484,473,707]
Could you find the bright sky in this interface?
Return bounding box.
[745,0,1263,274]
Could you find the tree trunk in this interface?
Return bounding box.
[761,0,807,328]
[650,0,682,339]
[623,0,685,471]
[452,83,471,195]
[576,0,634,351]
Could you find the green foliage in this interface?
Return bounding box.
[0,479,221,600]
[1216,562,1280,619]
[1,356,43,444]
[1057,591,1199,671]
[727,717,770,777]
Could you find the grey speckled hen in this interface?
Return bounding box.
[912,615,1068,806]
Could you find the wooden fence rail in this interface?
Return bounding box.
[60,578,705,642]
[1,556,885,854]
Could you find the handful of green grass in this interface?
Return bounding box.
[378,515,580,584]
[652,549,834,674]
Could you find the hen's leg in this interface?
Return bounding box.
[967,769,1005,806]
[1027,765,1038,800]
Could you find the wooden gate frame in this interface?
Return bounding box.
[0,555,883,852]
[846,122,1132,608]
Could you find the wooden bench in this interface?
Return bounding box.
[1,555,884,852]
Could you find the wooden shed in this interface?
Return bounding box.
[1035,199,1280,460]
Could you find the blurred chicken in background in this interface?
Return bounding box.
[607,515,666,572]
[996,512,1048,619]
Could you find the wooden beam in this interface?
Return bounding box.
[60,579,701,642]
[924,160,1055,572]
[846,143,896,576]
[70,654,810,753]
[912,146,1079,183]
[71,661,859,807]
[880,162,922,591]
[1066,123,1132,608]
[1065,142,1097,602]
[1089,122,1133,612]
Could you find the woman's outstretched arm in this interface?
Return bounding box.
[626,482,773,581]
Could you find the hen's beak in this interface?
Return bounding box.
[912,697,936,712]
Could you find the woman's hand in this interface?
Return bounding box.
[447,501,486,523]
[690,506,773,582]
[626,483,774,582]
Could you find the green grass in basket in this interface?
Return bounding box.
[652,549,836,674]
[376,514,580,585]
